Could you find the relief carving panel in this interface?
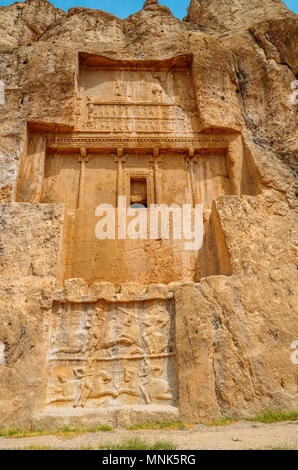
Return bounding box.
[46,300,177,408]
[76,63,200,136]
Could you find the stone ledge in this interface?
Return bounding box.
[34,405,179,430]
[53,279,185,303]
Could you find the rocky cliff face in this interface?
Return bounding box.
[188,0,298,174]
[0,0,66,47]
[0,0,297,428]
[187,0,295,32]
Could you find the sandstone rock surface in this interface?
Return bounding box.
[187,0,295,32]
[0,0,297,429]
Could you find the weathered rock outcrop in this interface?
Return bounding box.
[0,0,66,48]
[176,192,298,420]
[187,0,295,32]
[0,0,297,429]
[188,0,298,174]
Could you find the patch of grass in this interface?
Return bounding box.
[14,445,57,450]
[266,445,297,450]
[87,424,114,433]
[1,444,58,451]
[0,427,82,439]
[8,440,176,451]
[57,426,84,437]
[246,410,298,424]
[127,420,193,431]
[252,444,297,450]
[205,417,235,427]
[0,429,19,438]
[7,445,95,450]
[98,437,176,450]
[0,424,114,439]
[0,429,45,439]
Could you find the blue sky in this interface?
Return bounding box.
[0,0,297,19]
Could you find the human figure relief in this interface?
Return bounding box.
[49,306,63,351]
[143,307,169,354]
[115,81,125,98]
[118,310,143,355]
[73,359,117,408]
[85,303,105,356]
[100,307,142,356]
[118,367,139,400]
[98,308,115,353]
[150,365,173,401]
[87,101,94,121]
[47,373,77,405]
[152,85,163,103]
[75,91,83,116]
[139,357,152,404]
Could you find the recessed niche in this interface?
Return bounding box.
[130,177,148,207]
[14,55,258,286]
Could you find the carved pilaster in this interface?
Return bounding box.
[149,148,162,204]
[189,148,199,207]
[77,148,89,209]
[185,148,198,207]
[114,148,126,207]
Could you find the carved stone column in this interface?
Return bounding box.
[77,148,89,209]
[150,148,162,205]
[114,148,125,207]
[185,148,198,207]
[189,148,199,207]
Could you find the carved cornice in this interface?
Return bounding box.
[47,133,234,151]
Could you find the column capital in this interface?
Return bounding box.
[78,147,89,162]
[188,147,195,159]
[117,148,124,158]
[149,148,162,164]
[114,148,126,163]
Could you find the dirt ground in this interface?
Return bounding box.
[0,421,297,450]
